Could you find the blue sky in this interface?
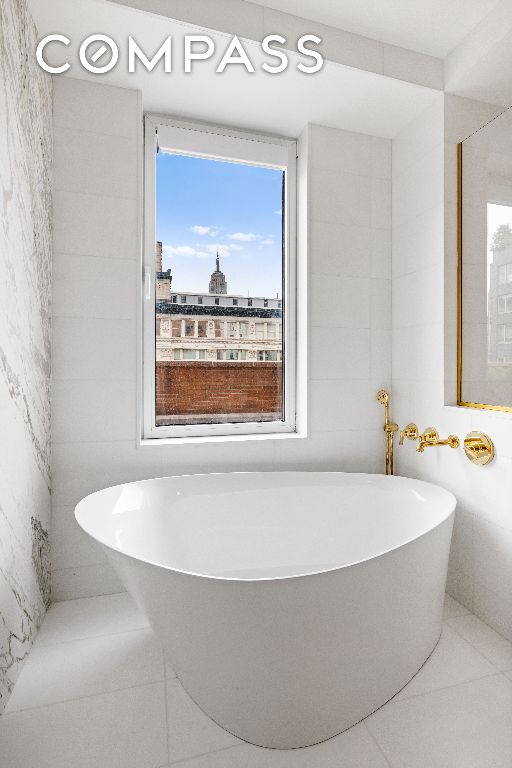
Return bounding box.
[156,152,283,297]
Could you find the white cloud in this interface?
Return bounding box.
[274,209,282,216]
[228,232,258,242]
[163,241,242,261]
[163,244,210,259]
[206,243,241,257]
[261,238,274,245]
[189,225,220,236]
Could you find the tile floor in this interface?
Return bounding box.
[1,593,512,767]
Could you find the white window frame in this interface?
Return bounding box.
[142,114,297,440]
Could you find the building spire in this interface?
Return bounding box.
[209,249,227,294]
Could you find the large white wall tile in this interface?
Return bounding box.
[310,221,371,277]
[52,440,162,507]
[310,328,370,381]
[51,505,106,570]
[51,565,125,601]
[52,317,136,382]
[53,127,138,199]
[53,191,138,260]
[52,255,136,320]
[311,275,370,328]
[311,170,371,227]
[53,78,139,138]
[52,379,137,443]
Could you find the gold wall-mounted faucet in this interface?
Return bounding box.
[416,427,460,453]
[376,390,398,475]
[399,423,418,445]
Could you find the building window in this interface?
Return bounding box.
[143,115,296,438]
[171,319,181,337]
[184,319,195,337]
[214,321,224,338]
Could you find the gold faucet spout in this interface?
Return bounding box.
[416,428,460,453]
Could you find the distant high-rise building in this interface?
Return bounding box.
[155,240,172,300]
[209,252,228,294]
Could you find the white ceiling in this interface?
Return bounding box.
[28,0,439,139]
[247,0,502,58]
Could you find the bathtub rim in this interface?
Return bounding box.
[74,471,456,583]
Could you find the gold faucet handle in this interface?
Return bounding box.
[463,432,494,466]
[399,423,418,445]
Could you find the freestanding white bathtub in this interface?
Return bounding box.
[75,472,455,749]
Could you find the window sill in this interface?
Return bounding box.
[139,430,307,447]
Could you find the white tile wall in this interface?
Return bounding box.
[51,80,392,600]
[392,93,512,642]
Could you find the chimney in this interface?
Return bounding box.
[156,241,163,272]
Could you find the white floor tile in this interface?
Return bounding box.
[166,678,240,763]
[442,593,470,619]
[394,624,495,700]
[447,614,512,671]
[6,628,164,712]
[366,674,512,768]
[168,722,389,767]
[0,683,168,768]
[35,593,148,646]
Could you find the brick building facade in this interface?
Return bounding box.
[155,245,284,425]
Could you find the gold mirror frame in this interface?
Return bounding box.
[457,141,512,413]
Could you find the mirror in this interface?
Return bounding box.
[458,108,512,411]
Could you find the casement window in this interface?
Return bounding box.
[143,115,296,439]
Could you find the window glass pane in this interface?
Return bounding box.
[171,320,181,337]
[155,150,284,426]
[214,321,223,338]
